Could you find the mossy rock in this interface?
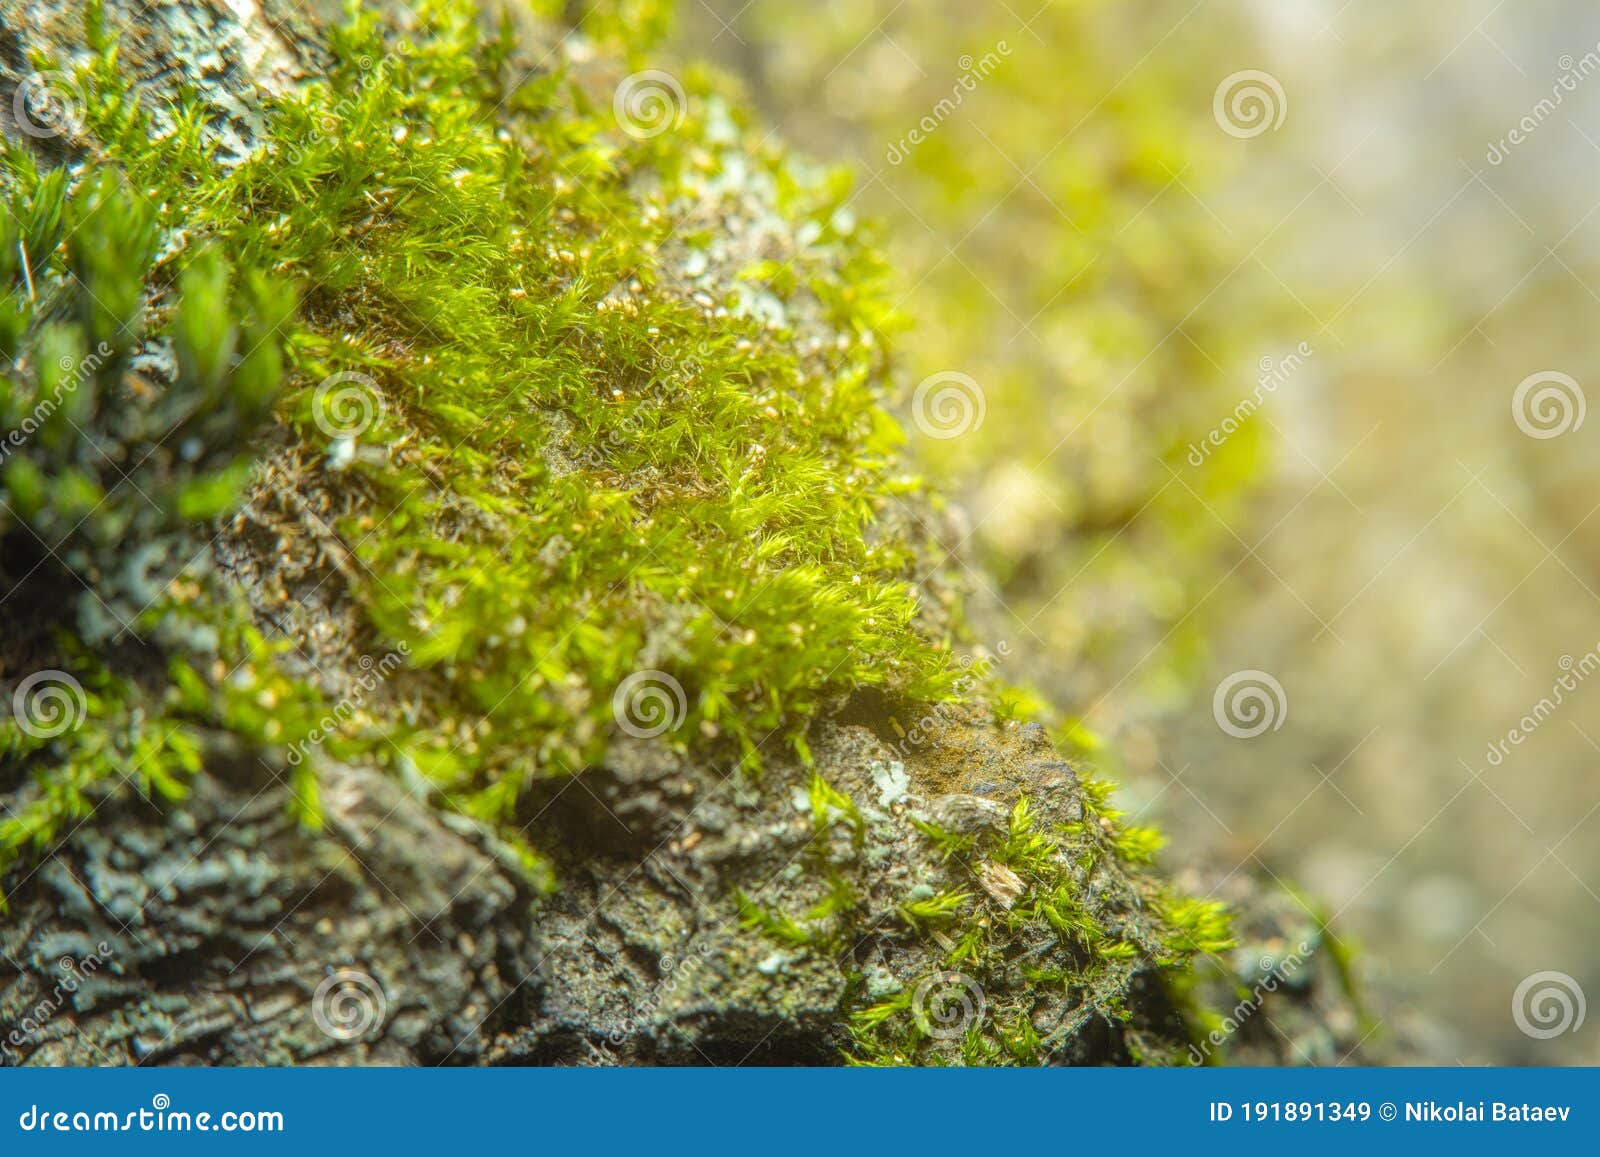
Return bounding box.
[0,0,1361,1065]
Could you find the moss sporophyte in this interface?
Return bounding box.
[0,0,1236,1063]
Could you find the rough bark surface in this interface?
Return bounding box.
[2,755,538,1065]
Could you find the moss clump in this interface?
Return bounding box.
[841,787,1230,1066]
[130,1,961,804]
[2,0,962,858]
[1,0,1238,1061]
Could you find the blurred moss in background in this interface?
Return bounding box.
[672,0,1600,1064]
[676,0,1290,743]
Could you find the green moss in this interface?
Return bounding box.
[0,0,967,856]
[688,1,1269,679]
[1157,895,1235,961]
[842,791,1232,1065]
[0,0,1239,1060]
[806,769,866,848]
[909,816,974,861]
[0,153,306,898]
[735,891,818,948]
[898,888,971,931]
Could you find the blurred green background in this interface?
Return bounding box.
[669,0,1600,1063]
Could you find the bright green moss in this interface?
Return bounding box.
[0,0,967,837]
[0,0,1240,1060]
